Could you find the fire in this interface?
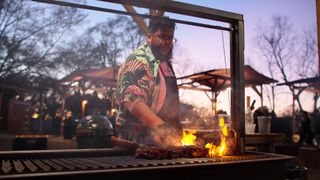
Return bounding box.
[180,116,236,157]
[181,130,197,146]
[205,115,232,157]
[205,138,227,157]
[220,117,229,136]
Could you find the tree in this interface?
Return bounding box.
[255,15,317,133]
[298,26,319,113]
[54,15,145,75]
[0,0,86,80]
[0,0,86,128]
[255,15,301,112]
[54,34,103,74]
[53,15,145,100]
[88,15,145,67]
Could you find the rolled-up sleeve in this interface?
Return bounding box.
[117,55,150,112]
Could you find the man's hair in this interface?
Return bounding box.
[148,17,176,33]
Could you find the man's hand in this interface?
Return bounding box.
[152,123,181,146]
[129,101,181,146]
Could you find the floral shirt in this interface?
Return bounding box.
[116,44,164,126]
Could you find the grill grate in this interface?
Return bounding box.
[1,154,273,175]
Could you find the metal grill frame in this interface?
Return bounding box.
[32,0,245,153]
[1,1,293,179]
[0,149,294,180]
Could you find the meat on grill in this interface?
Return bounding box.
[135,145,209,159]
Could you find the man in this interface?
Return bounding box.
[116,17,181,146]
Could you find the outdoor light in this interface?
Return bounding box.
[111,108,116,116]
[32,113,39,119]
[82,100,88,117]
[292,133,300,143]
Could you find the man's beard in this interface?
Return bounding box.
[151,44,173,61]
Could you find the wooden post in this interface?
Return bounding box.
[260,85,263,107]
[292,89,297,133]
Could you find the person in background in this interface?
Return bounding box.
[116,17,181,146]
[298,111,313,146]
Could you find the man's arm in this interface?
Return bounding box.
[129,101,181,146]
[129,101,165,129]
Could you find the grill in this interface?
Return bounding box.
[0,149,294,180]
[2,1,296,180]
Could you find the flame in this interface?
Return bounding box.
[205,115,232,157]
[181,130,197,146]
[180,116,236,157]
[205,138,228,156]
[220,117,229,136]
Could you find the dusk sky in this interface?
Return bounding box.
[173,0,317,115]
[82,1,318,115]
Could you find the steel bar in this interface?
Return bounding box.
[31,159,51,172]
[50,159,75,170]
[57,158,87,170]
[12,160,24,173]
[22,159,38,172]
[1,160,11,174]
[32,0,232,31]
[70,158,98,169]
[41,159,63,171]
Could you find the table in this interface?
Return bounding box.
[12,134,48,150]
[245,133,286,153]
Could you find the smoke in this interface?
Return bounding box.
[143,126,182,147]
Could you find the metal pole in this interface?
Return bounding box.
[317,0,320,75]
[33,0,233,32]
[230,19,245,154]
